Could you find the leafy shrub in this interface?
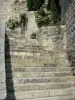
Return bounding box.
[32,0,44,11]
[7,19,19,30]
[27,0,44,11]
[31,33,36,39]
[47,0,61,24]
[36,7,54,27]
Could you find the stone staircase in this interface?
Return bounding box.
[5,30,75,100]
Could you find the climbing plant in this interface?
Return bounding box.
[31,32,36,39]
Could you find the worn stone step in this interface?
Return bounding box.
[7,88,75,99]
[5,45,41,50]
[5,42,40,47]
[5,52,43,57]
[5,59,55,65]
[5,52,54,60]
[5,48,41,53]
[5,49,41,53]
[5,62,45,67]
[5,32,23,38]
[5,52,41,58]
[6,71,73,78]
[9,95,75,100]
[6,67,72,72]
[6,82,75,92]
[6,76,75,84]
[5,62,56,67]
[5,52,68,62]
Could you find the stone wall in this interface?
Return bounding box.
[0,22,6,99]
[59,0,73,21]
[37,26,67,52]
[37,26,70,67]
[9,0,27,19]
[0,0,27,21]
[0,0,10,21]
[63,0,75,67]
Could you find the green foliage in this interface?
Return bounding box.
[27,0,34,10]
[47,0,61,24]
[7,13,28,30]
[20,13,28,25]
[32,0,44,11]
[27,0,44,11]
[7,19,19,30]
[36,7,54,27]
[31,32,36,39]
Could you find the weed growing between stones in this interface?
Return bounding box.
[31,32,36,39]
[7,13,28,30]
[7,19,20,30]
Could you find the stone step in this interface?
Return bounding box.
[5,48,41,53]
[5,51,69,61]
[5,51,67,59]
[5,36,39,44]
[6,67,72,72]
[6,71,73,78]
[5,33,25,41]
[6,76,75,84]
[6,88,75,99]
[8,95,75,100]
[5,52,42,57]
[6,62,56,67]
[5,40,39,45]
[5,47,41,53]
[5,56,54,61]
[5,44,40,49]
[5,59,55,64]
[6,82,75,92]
[5,52,54,59]
[5,41,39,46]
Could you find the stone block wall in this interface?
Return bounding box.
[9,0,28,19]
[0,0,28,21]
[59,0,70,19]
[37,26,67,53]
[63,0,75,66]
[37,26,70,67]
[0,0,10,21]
[0,22,6,99]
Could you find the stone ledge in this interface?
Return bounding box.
[0,22,6,99]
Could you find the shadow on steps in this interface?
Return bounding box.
[5,34,16,100]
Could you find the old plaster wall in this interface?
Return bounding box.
[0,0,11,21]
[37,26,69,67]
[10,0,27,19]
[0,22,6,100]
[63,0,75,66]
[37,26,67,52]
